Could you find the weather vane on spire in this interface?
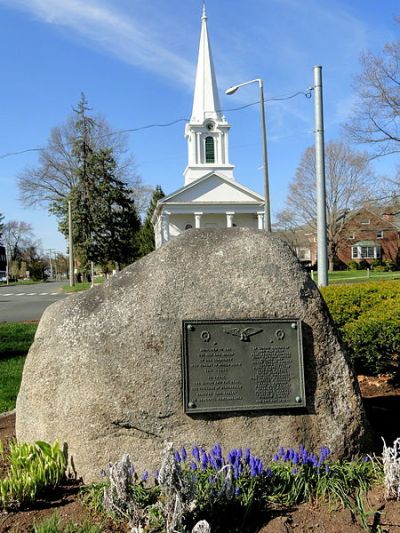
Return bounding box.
[202,1,207,20]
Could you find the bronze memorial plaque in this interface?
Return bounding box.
[182,319,305,414]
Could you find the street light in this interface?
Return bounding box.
[225,79,271,232]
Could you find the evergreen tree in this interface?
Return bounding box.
[88,148,141,269]
[138,185,165,257]
[68,94,97,268]
[54,96,141,271]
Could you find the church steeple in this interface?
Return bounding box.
[184,4,234,185]
[190,3,222,124]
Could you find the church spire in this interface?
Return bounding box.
[183,6,234,185]
[190,3,222,123]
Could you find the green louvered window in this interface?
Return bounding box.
[205,136,215,163]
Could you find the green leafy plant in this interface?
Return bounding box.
[0,440,66,510]
[32,511,102,533]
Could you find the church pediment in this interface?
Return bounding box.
[160,173,263,205]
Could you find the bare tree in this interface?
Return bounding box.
[277,141,376,271]
[2,221,37,260]
[18,94,145,212]
[345,28,400,165]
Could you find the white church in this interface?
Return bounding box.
[152,6,266,248]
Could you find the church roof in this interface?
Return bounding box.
[154,171,263,212]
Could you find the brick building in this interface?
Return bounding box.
[336,207,400,265]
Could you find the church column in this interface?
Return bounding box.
[216,135,223,164]
[161,211,170,243]
[257,211,264,230]
[196,133,201,164]
[194,212,203,228]
[191,132,197,165]
[224,132,229,164]
[226,211,235,228]
[221,132,226,164]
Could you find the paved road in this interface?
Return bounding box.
[0,281,69,322]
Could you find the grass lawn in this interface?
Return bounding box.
[0,322,38,413]
[62,278,105,293]
[312,270,400,285]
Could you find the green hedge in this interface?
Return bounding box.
[321,281,400,376]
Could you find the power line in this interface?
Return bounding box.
[0,89,312,161]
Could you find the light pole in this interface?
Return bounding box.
[225,78,271,232]
[313,66,328,287]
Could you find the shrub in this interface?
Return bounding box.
[347,260,359,271]
[358,260,371,270]
[342,300,400,375]
[0,440,66,510]
[384,260,397,272]
[321,282,400,375]
[373,265,389,272]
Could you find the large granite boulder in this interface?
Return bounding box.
[16,229,370,481]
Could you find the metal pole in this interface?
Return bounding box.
[47,249,54,280]
[259,81,272,232]
[68,200,74,287]
[5,245,9,286]
[314,66,328,287]
[91,261,94,288]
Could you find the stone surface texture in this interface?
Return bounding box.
[16,229,370,481]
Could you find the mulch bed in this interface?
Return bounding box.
[1,377,400,532]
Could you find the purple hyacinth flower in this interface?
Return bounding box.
[142,470,149,482]
[181,447,187,461]
[175,451,182,463]
[192,446,200,462]
[250,456,257,477]
[212,443,222,459]
[190,461,197,471]
[245,448,251,465]
[201,452,209,470]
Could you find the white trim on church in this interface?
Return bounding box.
[152,5,266,248]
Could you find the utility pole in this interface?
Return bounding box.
[68,200,74,287]
[259,80,272,232]
[46,249,54,280]
[313,66,328,287]
[5,245,9,286]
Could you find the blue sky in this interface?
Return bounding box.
[0,0,399,253]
